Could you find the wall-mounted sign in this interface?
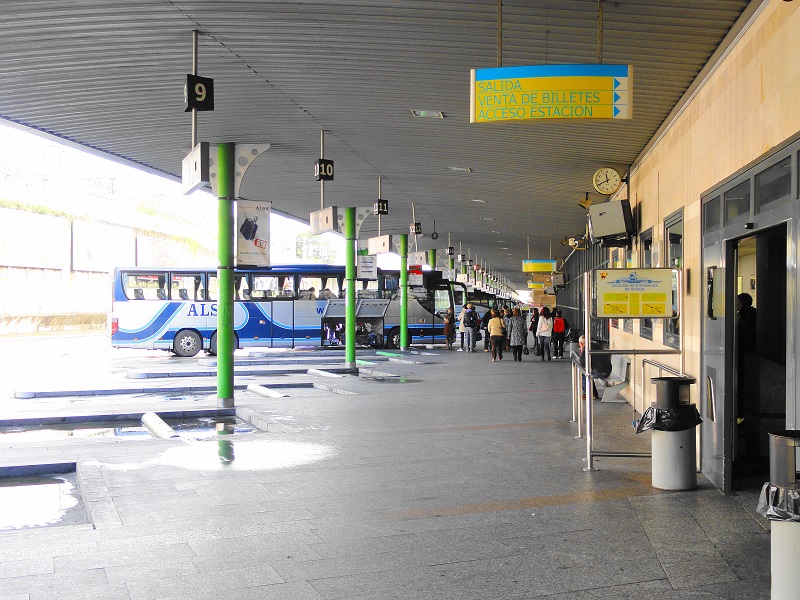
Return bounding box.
[314,158,334,181]
[594,268,675,318]
[522,259,557,273]
[184,74,215,112]
[470,64,632,123]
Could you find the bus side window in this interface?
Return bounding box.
[134,288,144,300]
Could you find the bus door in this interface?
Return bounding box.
[253,274,292,347]
[295,276,328,346]
[433,284,453,342]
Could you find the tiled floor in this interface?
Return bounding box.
[0,349,772,599]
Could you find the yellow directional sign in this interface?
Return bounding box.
[522,259,556,273]
[470,64,632,123]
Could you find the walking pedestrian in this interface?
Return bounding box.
[507,307,526,361]
[487,309,505,362]
[536,307,553,361]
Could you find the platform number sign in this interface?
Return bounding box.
[314,159,334,181]
[374,199,389,215]
[446,246,455,256]
[184,74,214,112]
[409,222,422,235]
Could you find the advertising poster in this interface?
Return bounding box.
[408,265,423,286]
[594,268,675,318]
[236,199,271,267]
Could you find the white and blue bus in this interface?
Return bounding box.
[109,265,466,356]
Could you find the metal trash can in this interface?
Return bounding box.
[756,431,800,600]
[635,376,699,491]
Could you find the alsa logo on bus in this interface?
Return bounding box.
[187,303,217,317]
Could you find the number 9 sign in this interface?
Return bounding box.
[184,74,215,112]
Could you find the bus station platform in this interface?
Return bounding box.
[0,346,771,599]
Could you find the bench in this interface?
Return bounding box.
[596,354,630,403]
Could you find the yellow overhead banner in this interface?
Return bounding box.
[522,259,556,273]
[470,64,632,123]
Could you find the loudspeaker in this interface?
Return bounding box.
[588,200,634,241]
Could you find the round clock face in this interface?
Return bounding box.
[593,168,622,195]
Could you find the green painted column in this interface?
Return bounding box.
[216,142,235,408]
[427,249,436,269]
[449,257,455,270]
[344,207,356,368]
[399,234,409,350]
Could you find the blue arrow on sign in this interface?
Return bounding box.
[614,92,621,102]
[614,106,621,117]
[614,78,623,89]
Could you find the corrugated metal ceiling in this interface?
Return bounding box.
[0,0,754,287]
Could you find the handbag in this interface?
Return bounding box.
[523,346,529,355]
[475,331,482,341]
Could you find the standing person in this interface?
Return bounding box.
[528,307,540,356]
[443,307,455,350]
[507,307,527,362]
[736,292,757,424]
[487,309,505,362]
[461,303,479,352]
[481,306,493,352]
[551,309,569,359]
[457,304,468,351]
[503,308,512,351]
[536,306,553,361]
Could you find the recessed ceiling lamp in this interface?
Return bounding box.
[410,110,444,118]
[448,166,472,173]
[500,247,509,250]
[480,217,494,221]
[470,198,487,203]
[491,230,501,233]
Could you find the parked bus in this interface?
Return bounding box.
[109,265,466,356]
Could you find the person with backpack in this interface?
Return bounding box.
[481,306,493,352]
[551,309,569,359]
[459,303,479,352]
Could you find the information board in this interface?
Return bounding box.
[471,64,632,123]
[594,268,675,319]
[522,259,556,273]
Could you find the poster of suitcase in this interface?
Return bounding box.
[236,199,271,266]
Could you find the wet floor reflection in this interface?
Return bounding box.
[94,439,335,472]
[0,474,84,530]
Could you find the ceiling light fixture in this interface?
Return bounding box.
[448,166,472,173]
[480,217,495,221]
[470,198,487,203]
[410,110,444,118]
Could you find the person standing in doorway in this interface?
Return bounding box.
[736,292,757,424]
[536,306,553,361]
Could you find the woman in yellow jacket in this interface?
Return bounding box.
[487,309,506,362]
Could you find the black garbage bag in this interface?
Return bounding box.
[756,482,800,521]
[635,404,702,433]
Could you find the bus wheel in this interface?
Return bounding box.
[210,331,239,356]
[388,327,400,349]
[173,330,202,357]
